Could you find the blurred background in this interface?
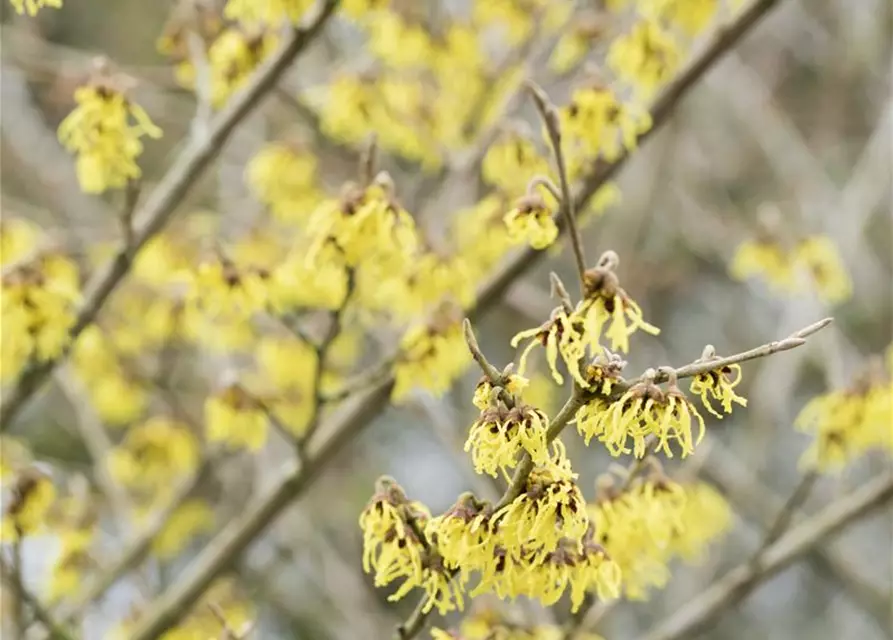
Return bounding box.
[1,0,891,638]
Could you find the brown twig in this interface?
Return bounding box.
[634,473,893,640]
[0,555,75,640]
[527,81,588,292]
[0,0,340,433]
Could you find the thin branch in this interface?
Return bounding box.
[108,1,789,636]
[0,0,340,433]
[699,444,893,634]
[55,459,213,623]
[635,473,893,640]
[527,81,587,292]
[760,471,818,548]
[0,555,75,640]
[463,318,504,384]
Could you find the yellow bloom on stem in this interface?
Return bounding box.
[269,241,349,312]
[729,238,796,293]
[503,192,558,250]
[224,0,314,26]
[1,468,56,541]
[472,373,529,410]
[609,19,682,97]
[9,0,61,15]
[307,175,419,272]
[531,535,622,610]
[204,384,269,451]
[670,481,732,562]
[152,499,216,560]
[689,353,747,418]
[359,478,427,597]
[511,307,588,386]
[575,251,660,354]
[426,493,495,574]
[549,14,609,75]
[366,11,433,68]
[578,370,706,458]
[185,255,270,321]
[392,315,471,402]
[245,142,323,223]
[794,235,852,305]
[465,404,551,479]
[796,361,892,472]
[48,528,95,603]
[0,218,41,267]
[205,28,279,107]
[57,77,162,194]
[1,254,80,381]
[493,451,589,557]
[482,133,551,197]
[640,0,719,37]
[559,84,652,163]
[107,417,200,497]
[453,194,516,276]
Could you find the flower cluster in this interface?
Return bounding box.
[392,310,471,402]
[57,65,162,193]
[576,368,707,458]
[590,469,731,599]
[9,0,61,17]
[796,354,893,472]
[689,347,748,419]
[731,234,852,305]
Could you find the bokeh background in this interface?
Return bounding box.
[1,0,891,638]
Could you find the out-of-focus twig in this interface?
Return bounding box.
[1,554,75,640]
[634,472,893,640]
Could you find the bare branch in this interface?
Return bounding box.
[635,473,893,640]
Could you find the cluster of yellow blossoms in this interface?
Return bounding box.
[796,351,893,472]
[57,65,162,194]
[731,234,853,305]
[363,249,744,629]
[591,468,731,599]
[8,0,61,17]
[1,220,80,382]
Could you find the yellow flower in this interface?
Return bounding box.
[511,307,588,386]
[559,84,652,164]
[608,19,683,97]
[670,482,732,562]
[529,536,622,610]
[392,316,471,403]
[1,254,80,381]
[342,0,390,19]
[9,0,61,16]
[205,28,280,107]
[257,336,317,392]
[57,81,162,194]
[472,373,529,410]
[245,142,324,223]
[107,417,200,498]
[0,218,41,267]
[152,499,216,559]
[575,252,660,354]
[1,468,56,541]
[493,451,589,557]
[464,404,552,478]
[224,0,314,26]
[640,0,719,37]
[590,476,687,599]
[796,362,892,472]
[729,238,796,293]
[794,235,852,305]
[426,494,495,574]
[549,14,608,74]
[359,478,430,601]
[204,384,269,451]
[577,371,706,458]
[269,241,349,312]
[482,133,551,197]
[503,192,558,250]
[689,354,748,418]
[453,194,516,276]
[48,528,95,603]
[366,11,433,68]
[307,176,419,271]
